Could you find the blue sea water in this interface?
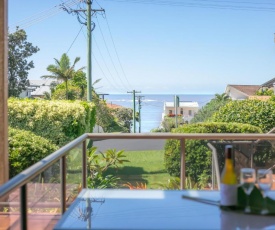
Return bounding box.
[105,94,215,133]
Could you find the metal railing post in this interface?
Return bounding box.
[20,185,27,230]
[211,154,215,190]
[60,156,66,214]
[207,143,220,190]
[82,140,87,189]
[180,139,186,189]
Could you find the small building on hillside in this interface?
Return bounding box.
[19,79,54,98]
[261,77,275,88]
[162,101,199,123]
[225,85,261,100]
[225,77,275,100]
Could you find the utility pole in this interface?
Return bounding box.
[127,90,141,133]
[137,96,144,133]
[174,95,179,128]
[87,0,92,102]
[61,1,104,102]
[98,93,109,100]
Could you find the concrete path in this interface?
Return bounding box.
[92,139,166,152]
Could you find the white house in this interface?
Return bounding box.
[225,85,261,100]
[19,79,54,98]
[162,101,199,123]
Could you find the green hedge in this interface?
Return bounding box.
[8,98,96,146]
[164,122,262,183]
[211,99,275,132]
[8,128,59,178]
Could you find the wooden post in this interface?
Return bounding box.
[0,0,9,185]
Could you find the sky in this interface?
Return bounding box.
[7,0,275,94]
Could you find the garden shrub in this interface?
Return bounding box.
[211,99,275,132]
[8,128,58,178]
[8,98,96,146]
[87,147,129,188]
[111,107,133,133]
[256,88,274,96]
[164,122,262,183]
[191,93,231,123]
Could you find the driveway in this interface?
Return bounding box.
[92,139,166,152]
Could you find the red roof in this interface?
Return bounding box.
[106,103,123,109]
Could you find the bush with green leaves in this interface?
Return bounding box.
[164,122,262,183]
[255,88,274,96]
[111,107,133,133]
[211,99,275,132]
[87,147,129,188]
[51,84,83,100]
[8,128,58,178]
[191,93,231,123]
[8,98,96,146]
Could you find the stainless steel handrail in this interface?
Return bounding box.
[2,132,275,198]
[87,133,275,140]
[0,133,88,199]
[1,132,275,230]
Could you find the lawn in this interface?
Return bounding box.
[105,150,171,189]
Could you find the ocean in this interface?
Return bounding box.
[104,94,215,133]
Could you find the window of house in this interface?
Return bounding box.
[189,110,192,116]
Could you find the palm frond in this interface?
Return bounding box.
[93,78,102,86]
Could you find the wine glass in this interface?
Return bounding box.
[240,168,256,213]
[257,169,273,215]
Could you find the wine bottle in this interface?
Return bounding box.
[220,145,237,210]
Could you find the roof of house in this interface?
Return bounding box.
[106,103,123,109]
[31,85,51,96]
[29,79,56,87]
[165,101,199,108]
[261,77,275,88]
[227,85,261,96]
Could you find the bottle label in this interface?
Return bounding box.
[220,184,237,206]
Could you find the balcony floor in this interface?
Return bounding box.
[0,212,60,230]
[0,183,78,230]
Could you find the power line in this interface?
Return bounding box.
[93,36,126,91]
[93,53,125,92]
[104,13,133,89]
[80,24,125,93]
[66,24,84,54]
[94,0,104,8]
[95,15,131,91]
[102,0,275,12]
[103,0,275,6]
[62,0,105,101]
[9,0,78,32]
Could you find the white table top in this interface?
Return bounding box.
[54,189,275,230]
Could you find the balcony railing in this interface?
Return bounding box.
[1,132,275,230]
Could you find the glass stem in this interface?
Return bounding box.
[261,191,269,215]
[263,194,267,210]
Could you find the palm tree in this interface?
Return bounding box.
[41,53,85,99]
[214,93,230,102]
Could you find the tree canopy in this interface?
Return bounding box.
[211,99,275,132]
[8,28,39,97]
[191,93,231,123]
[41,53,85,99]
